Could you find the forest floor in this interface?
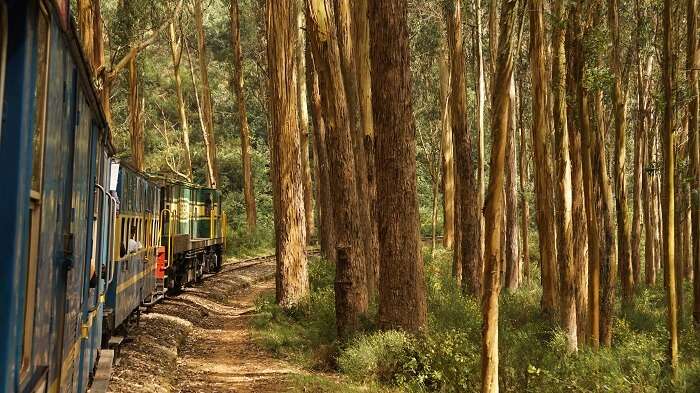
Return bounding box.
[107,256,323,393]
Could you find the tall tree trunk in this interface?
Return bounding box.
[446,0,481,297]
[552,0,577,352]
[609,0,634,310]
[687,0,700,326]
[351,0,379,292]
[581,88,601,348]
[194,0,219,188]
[529,0,558,317]
[518,76,530,285]
[78,0,94,70]
[333,0,377,298]
[474,0,486,265]
[128,57,144,171]
[306,0,368,338]
[369,0,428,332]
[440,39,456,251]
[662,0,679,375]
[93,0,103,72]
[631,0,647,289]
[297,9,315,241]
[306,46,337,263]
[267,0,309,308]
[230,0,257,230]
[504,75,520,292]
[565,4,589,344]
[169,23,193,181]
[481,2,519,391]
[592,89,617,348]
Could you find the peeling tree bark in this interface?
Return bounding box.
[297,9,315,241]
[267,0,309,309]
[565,3,589,344]
[439,38,455,252]
[481,1,519,391]
[552,0,576,352]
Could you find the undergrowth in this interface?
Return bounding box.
[251,248,700,392]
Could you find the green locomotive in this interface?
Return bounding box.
[158,180,226,291]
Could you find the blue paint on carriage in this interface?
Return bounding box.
[105,165,160,331]
[0,2,116,392]
[0,2,37,391]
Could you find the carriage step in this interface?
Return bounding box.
[88,349,114,393]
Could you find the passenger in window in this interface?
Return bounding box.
[127,226,142,253]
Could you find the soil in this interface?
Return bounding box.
[108,257,302,393]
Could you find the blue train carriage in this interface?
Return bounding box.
[104,163,161,335]
[159,181,225,291]
[0,1,117,392]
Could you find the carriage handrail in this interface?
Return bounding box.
[106,192,118,286]
[158,208,174,270]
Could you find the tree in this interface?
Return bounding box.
[504,73,520,292]
[370,0,427,332]
[565,2,589,343]
[78,0,95,69]
[661,0,679,375]
[194,0,220,188]
[306,0,368,338]
[518,76,530,285]
[529,0,558,318]
[168,22,193,181]
[445,0,481,297]
[267,0,309,308]
[687,0,700,326]
[609,0,634,310]
[439,39,456,251]
[296,9,316,241]
[306,37,336,263]
[592,86,617,348]
[332,0,378,297]
[473,0,486,264]
[552,0,577,352]
[230,0,257,230]
[105,0,184,164]
[481,1,519,390]
[351,0,379,293]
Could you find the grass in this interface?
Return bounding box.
[251,246,700,392]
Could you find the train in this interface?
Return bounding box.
[0,1,226,393]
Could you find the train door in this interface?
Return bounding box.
[76,119,99,393]
[20,4,52,393]
[59,91,92,393]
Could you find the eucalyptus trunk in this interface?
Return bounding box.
[230,0,257,229]
[267,0,309,308]
[370,0,428,332]
[481,2,519,391]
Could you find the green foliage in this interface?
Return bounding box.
[254,246,700,392]
[251,257,338,368]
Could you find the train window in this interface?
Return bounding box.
[21,5,51,379]
[0,4,6,139]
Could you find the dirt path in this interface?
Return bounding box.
[108,258,302,393]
